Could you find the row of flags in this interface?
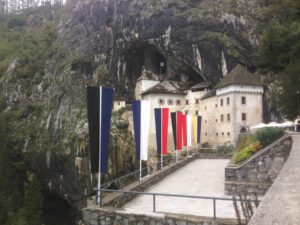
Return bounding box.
[87,87,202,174]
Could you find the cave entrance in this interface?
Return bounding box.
[143,47,167,76]
[42,192,80,225]
[124,44,167,99]
[126,44,167,82]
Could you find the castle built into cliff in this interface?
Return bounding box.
[113,64,264,157]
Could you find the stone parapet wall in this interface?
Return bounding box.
[225,135,293,195]
[83,207,241,225]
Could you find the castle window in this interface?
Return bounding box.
[227,132,230,136]
[205,106,207,110]
[220,99,223,106]
[185,110,189,115]
[216,133,218,136]
[186,99,189,105]
[205,133,207,136]
[195,111,199,115]
[195,99,200,104]
[242,113,247,121]
[221,114,224,122]
[221,132,224,136]
[176,100,181,105]
[205,120,207,123]
[227,114,231,121]
[242,96,246,104]
[227,97,230,105]
[167,99,174,105]
[118,102,120,106]
[159,99,165,105]
[216,119,218,122]
[215,104,218,107]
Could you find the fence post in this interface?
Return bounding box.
[213,198,216,219]
[153,194,156,212]
[100,191,103,207]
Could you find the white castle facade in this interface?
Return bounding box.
[114,64,264,155]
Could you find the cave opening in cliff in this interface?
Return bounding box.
[42,192,80,225]
[125,44,167,82]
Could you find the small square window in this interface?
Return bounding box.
[220,99,223,106]
[185,110,189,115]
[215,104,218,107]
[205,120,207,123]
[227,132,230,136]
[118,102,120,106]
[176,100,181,105]
[216,119,218,122]
[227,97,230,105]
[186,99,189,105]
[221,132,224,136]
[159,99,165,105]
[242,96,246,104]
[195,111,199,115]
[205,106,207,110]
[205,133,208,136]
[242,113,247,121]
[227,114,230,121]
[216,133,218,136]
[195,99,200,104]
[167,99,174,105]
[221,114,224,122]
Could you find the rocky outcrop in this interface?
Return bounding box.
[0,0,264,209]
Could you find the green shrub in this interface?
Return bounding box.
[234,146,254,164]
[236,134,258,150]
[254,127,285,147]
[216,144,235,154]
[233,127,284,164]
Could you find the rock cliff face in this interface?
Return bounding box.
[1,0,263,209]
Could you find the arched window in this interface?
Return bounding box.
[240,127,248,133]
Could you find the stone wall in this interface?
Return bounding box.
[225,135,293,195]
[83,207,241,225]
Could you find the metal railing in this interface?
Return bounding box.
[101,147,220,190]
[101,149,200,190]
[97,188,260,219]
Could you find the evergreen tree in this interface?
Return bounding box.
[0,114,24,225]
[256,0,300,119]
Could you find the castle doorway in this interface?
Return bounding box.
[240,127,248,133]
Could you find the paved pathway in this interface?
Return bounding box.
[249,134,300,225]
[121,159,237,218]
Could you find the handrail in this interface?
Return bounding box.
[102,147,220,189]
[102,150,196,189]
[97,188,260,219]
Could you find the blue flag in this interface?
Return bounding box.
[132,100,150,161]
[87,86,113,173]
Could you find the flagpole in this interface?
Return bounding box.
[97,87,102,206]
[139,159,142,181]
[161,109,163,170]
[139,102,142,182]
